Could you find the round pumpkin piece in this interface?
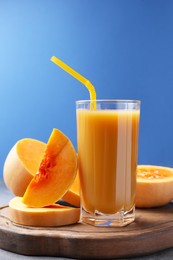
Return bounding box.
[9,197,80,227]
[3,138,46,196]
[136,165,173,208]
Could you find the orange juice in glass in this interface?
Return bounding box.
[76,100,140,226]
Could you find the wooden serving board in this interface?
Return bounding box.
[1,204,173,259]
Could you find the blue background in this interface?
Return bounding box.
[0,0,173,179]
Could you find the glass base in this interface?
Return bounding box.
[81,206,135,227]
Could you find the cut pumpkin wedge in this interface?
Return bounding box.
[22,128,77,207]
[9,197,80,227]
[62,170,80,207]
[136,165,173,208]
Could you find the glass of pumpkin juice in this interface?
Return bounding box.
[76,100,140,227]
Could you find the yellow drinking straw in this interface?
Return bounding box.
[50,56,96,109]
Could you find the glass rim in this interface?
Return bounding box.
[76,99,141,105]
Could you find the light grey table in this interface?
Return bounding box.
[1,179,173,260]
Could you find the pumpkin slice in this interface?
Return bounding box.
[62,171,80,207]
[3,135,79,206]
[136,165,173,208]
[3,138,46,196]
[22,128,77,207]
[9,197,80,227]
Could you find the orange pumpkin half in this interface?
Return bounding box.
[3,138,46,196]
[22,128,77,207]
[136,165,173,208]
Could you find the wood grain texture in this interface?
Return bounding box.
[0,204,173,259]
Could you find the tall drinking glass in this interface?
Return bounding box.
[76,100,140,227]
